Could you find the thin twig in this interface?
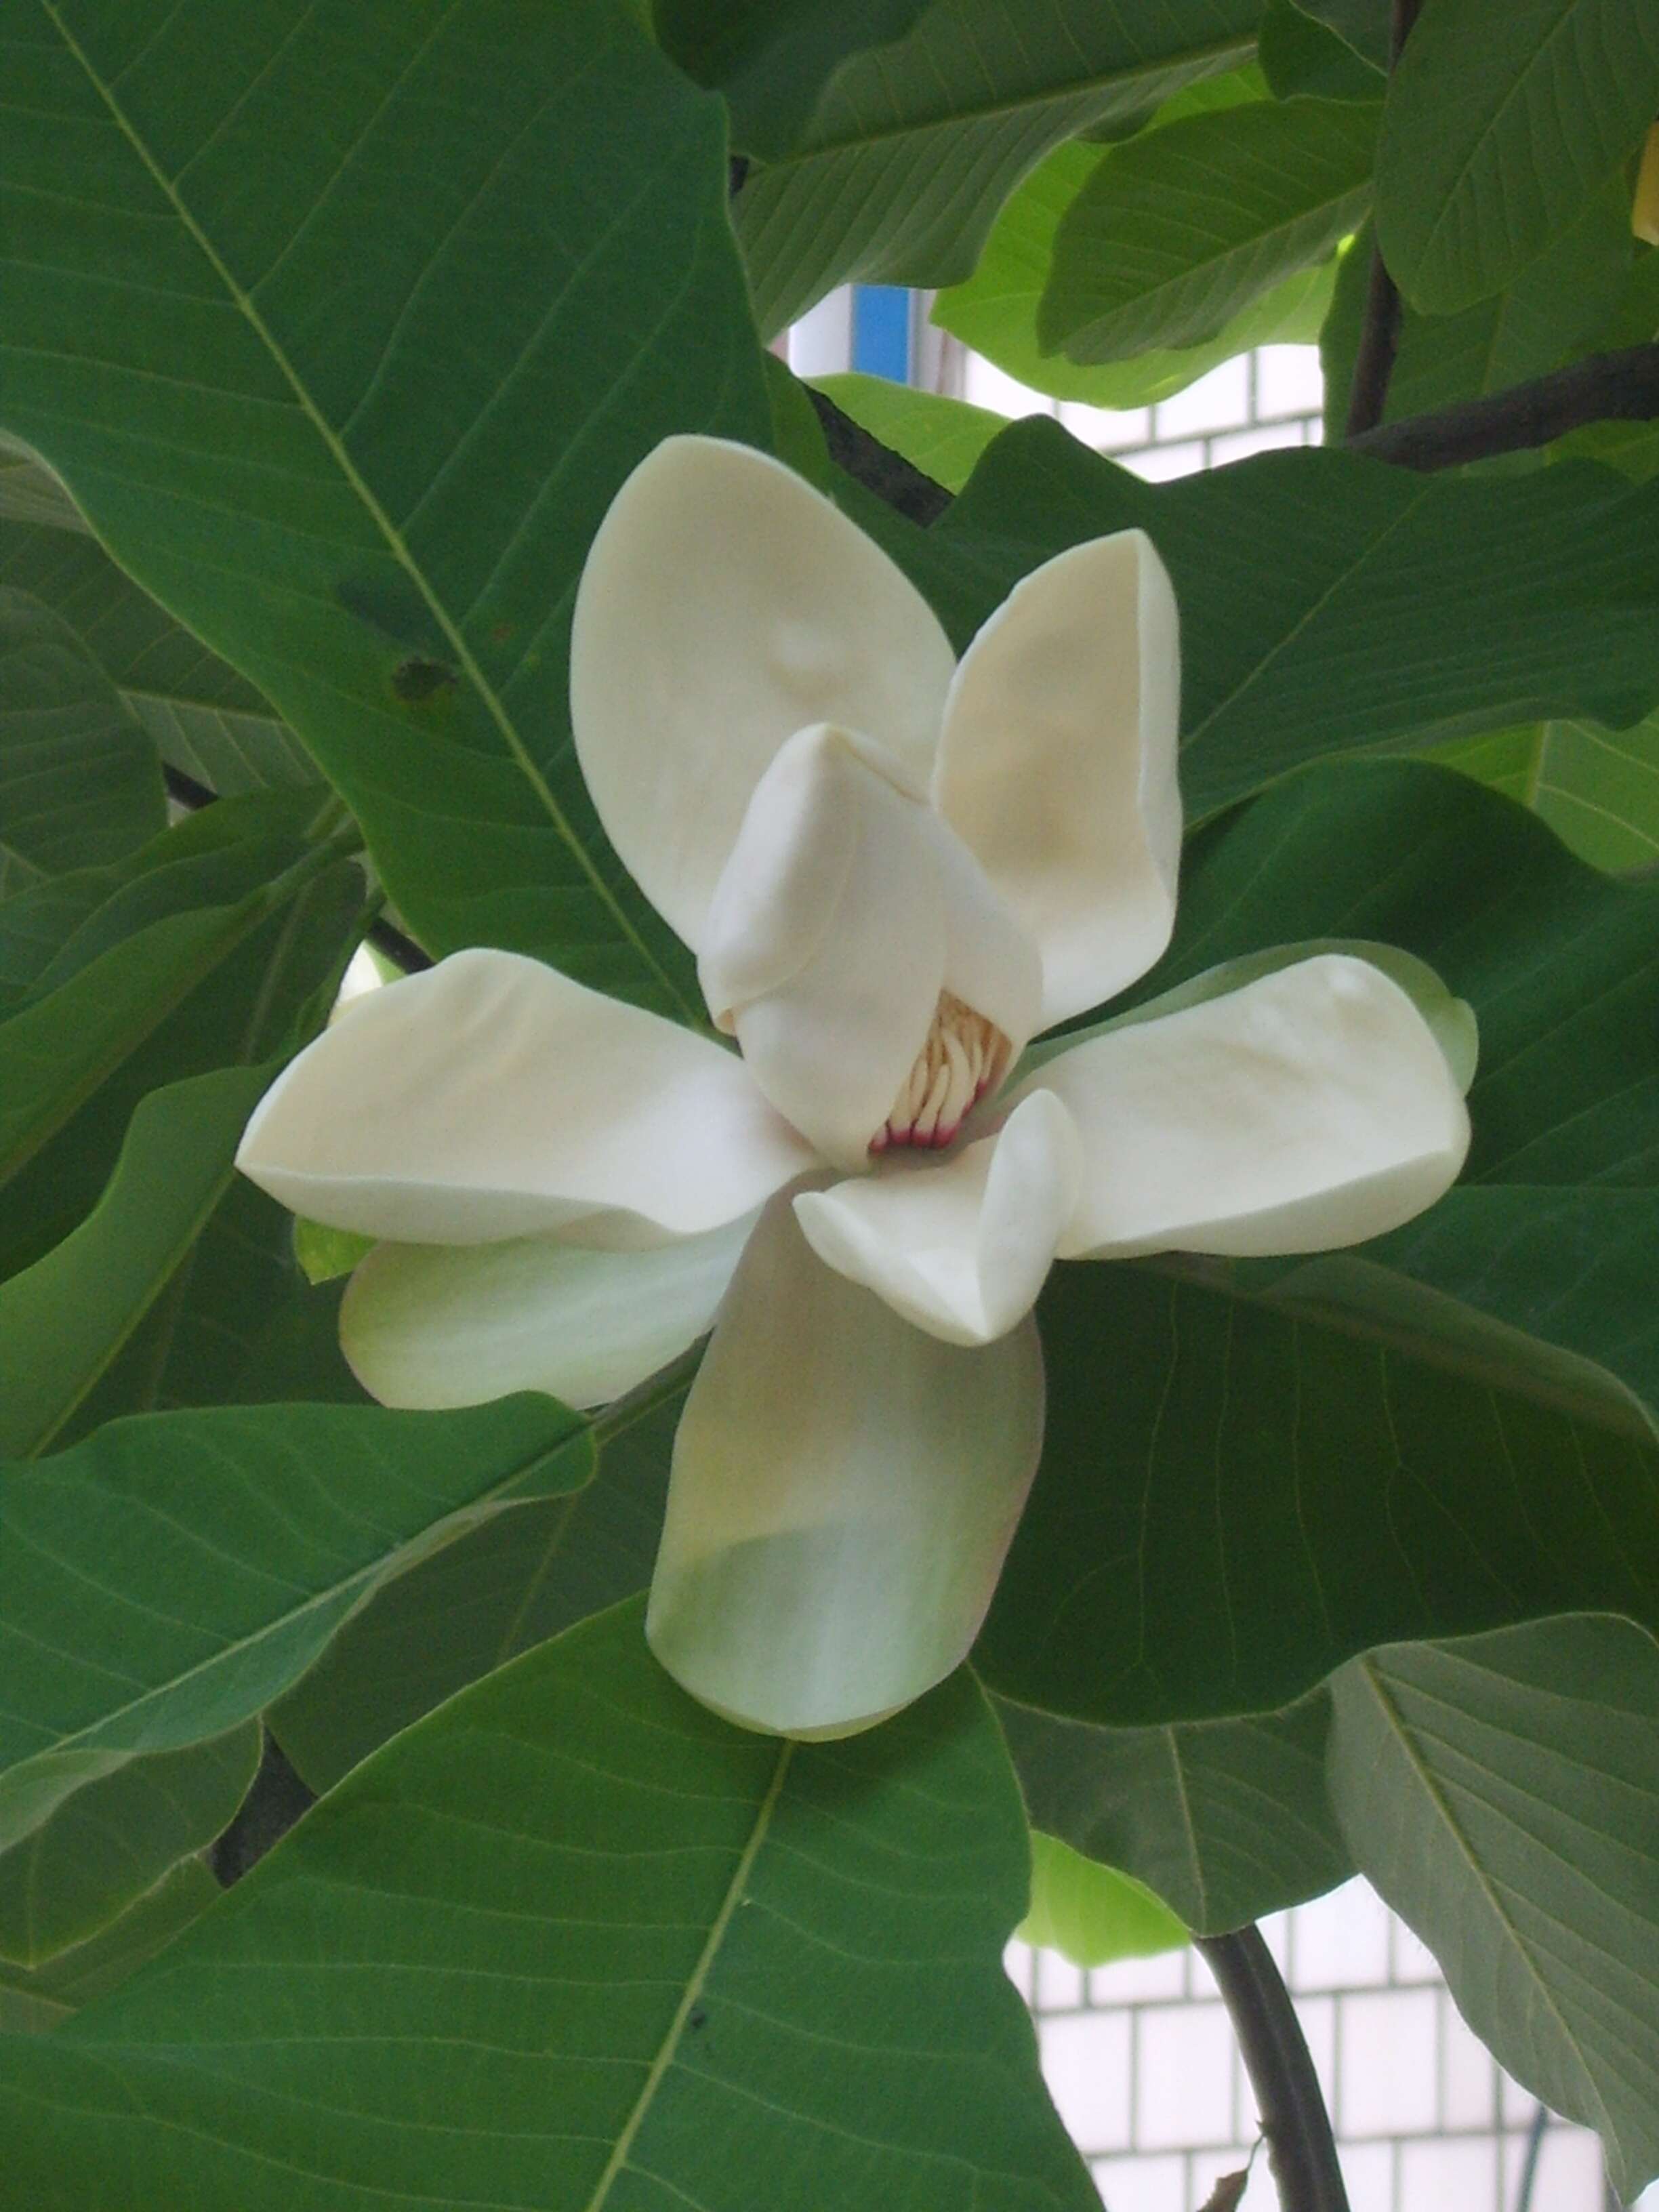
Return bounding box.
[1197,1927,1351,2212]
[1343,0,1422,441]
[1351,342,1659,471]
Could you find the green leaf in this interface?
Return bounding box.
[1040,96,1376,363]
[1019,1832,1188,1965]
[1322,192,1637,432]
[0,0,769,1015]
[0,813,356,1214]
[938,427,1659,821]
[997,1694,1349,1934]
[733,0,1263,335]
[0,589,163,897]
[1375,0,1659,313]
[0,1728,256,1968]
[0,1063,276,1456]
[653,0,934,157]
[292,1216,376,1288]
[0,516,316,795]
[0,1395,591,1851]
[0,1858,220,2030]
[0,1607,1098,2212]
[1258,0,1382,100]
[0,825,362,1279]
[1328,1618,1659,2201]
[1433,712,1659,876]
[975,756,1659,1728]
[813,373,1005,493]
[1286,0,1387,68]
[933,134,1340,409]
[274,1387,682,1790]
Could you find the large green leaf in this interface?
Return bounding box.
[1258,0,1382,100]
[653,0,933,157]
[733,0,1264,335]
[0,1728,257,1969]
[932,130,1339,409]
[1039,96,1376,363]
[1322,193,1637,433]
[0,0,769,1015]
[0,825,362,1279]
[0,1395,591,1851]
[1433,713,1659,876]
[59,1175,365,1446]
[274,1386,681,1791]
[0,589,163,897]
[813,374,1005,493]
[1287,0,1387,67]
[0,1063,275,1456]
[1,516,315,794]
[1375,0,1659,313]
[975,756,1659,1728]
[1019,1834,1187,1965]
[0,1858,220,2032]
[0,812,356,1208]
[993,1693,1348,1935]
[0,1606,1098,2212]
[1328,1618,1659,2201]
[938,426,1659,819]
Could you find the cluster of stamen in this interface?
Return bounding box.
[871,991,1010,1154]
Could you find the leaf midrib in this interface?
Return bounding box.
[582,1742,793,2212]
[39,3,695,1023]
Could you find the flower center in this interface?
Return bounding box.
[871,991,1011,1155]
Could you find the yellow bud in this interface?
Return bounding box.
[1636,123,1659,247]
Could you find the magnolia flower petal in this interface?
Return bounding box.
[1023,954,1471,1259]
[570,436,958,950]
[794,1090,1081,1345]
[934,529,1181,1027]
[699,725,947,1171]
[339,1214,752,1412]
[647,1198,1046,1739]
[237,948,817,1247]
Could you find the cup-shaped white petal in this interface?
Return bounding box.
[699,725,1044,1170]
[794,1090,1081,1345]
[237,948,817,1247]
[571,436,958,950]
[340,1214,754,1411]
[699,725,946,1170]
[1023,954,1471,1258]
[647,1200,1046,1738]
[934,529,1181,1027]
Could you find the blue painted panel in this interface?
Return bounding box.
[852,286,911,382]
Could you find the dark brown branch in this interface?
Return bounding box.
[1197,1927,1351,2212]
[1342,0,1422,441]
[1351,342,1659,471]
[806,384,953,525]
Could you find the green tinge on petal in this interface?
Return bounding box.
[1019,937,1479,1095]
[340,1217,753,1412]
[647,1199,1046,1739]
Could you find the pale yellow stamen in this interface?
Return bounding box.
[872,991,1010,1153]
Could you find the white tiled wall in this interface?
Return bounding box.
[1008,1876,1648,2212]
[956,343,1327,480]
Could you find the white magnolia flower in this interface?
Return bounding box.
[237,436,1473,1741]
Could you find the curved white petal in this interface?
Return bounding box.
[1022,954,1471,1259]
[699,725,1044,1170]
[339,1214,753,1412]
[571,436,958,949]
[794,1090,1080,1345]
[237,948,817,1247]
[934,529,1181,1027]
[647,1199,1046,1739]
